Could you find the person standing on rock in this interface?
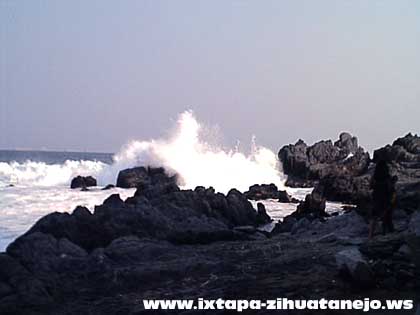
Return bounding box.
[369,160,397,239]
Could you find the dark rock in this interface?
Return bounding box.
[335,247,374,288]
[294,192,327,219]
[17,170,267,250]
[70,175,97,189]
[271,216,297,234]
[256,202,272,225]
[116,166,177,189]
[359,234,405,260]
[372,134,420,211]
[313,173,372,205]
[0,252,52,311]
[279,133,369,187]
[244,184,296,202]
[101,184,115,190]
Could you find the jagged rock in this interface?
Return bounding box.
[19,170,269,250]
[70,175,97,189]
[294,192,326,219]
[256,203,272,224]
[372,133,420,211]
[279,133,369,187]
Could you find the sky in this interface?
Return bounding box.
[1,0,419,153]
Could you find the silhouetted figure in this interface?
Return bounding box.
[369,160,397,239]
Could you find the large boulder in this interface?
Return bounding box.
[116,166,177,189]
[70,176,97,189]
[279,133,370,187]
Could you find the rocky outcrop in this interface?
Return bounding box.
[295,133,420,209]
[1,207,419,314]
[244,184,298,203]
[372,133,420,211]
[70,175,97,189]
[271,191,327,234]
[20,171,270,251]
[116,166,178,189]
[279,132,370,187]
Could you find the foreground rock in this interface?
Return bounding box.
[16,168,271,252]
[1,209,418,315]
[70,175,97,189]
[278,132,370,187]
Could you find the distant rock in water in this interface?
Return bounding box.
[244,183,298,203]
[278,132,370,187]
[70,176,97,189]
[101,184,115,190]
[116,166,178,189]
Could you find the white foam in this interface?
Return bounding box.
[0,160,106,187]
[1,111,286,193]
[99,111,286,193]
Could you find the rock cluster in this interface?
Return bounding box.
[244,183,298,203]
[70,175,97,189]
[278,132,370,188]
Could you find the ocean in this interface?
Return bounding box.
[0,112,347,251]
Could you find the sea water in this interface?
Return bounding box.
[0,111,345,251]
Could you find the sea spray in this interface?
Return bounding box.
[99,111,286,193]
[0,111,286,193]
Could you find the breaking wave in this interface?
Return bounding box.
[0,111,286,193]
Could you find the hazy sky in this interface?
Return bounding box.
[1,1,419,153]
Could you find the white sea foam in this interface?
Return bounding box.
[0,160,106,188]
[1,111,286,193]
[0,110,291,250]
[99,110,286,193]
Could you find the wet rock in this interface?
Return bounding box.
[70,175,97,189]
[256,203,272,224]
[116,166,177,189]
[101,184,115,190]
[244,184,297,202]
[294,192,327,219]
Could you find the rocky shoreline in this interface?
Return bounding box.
[1,133,420,314]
